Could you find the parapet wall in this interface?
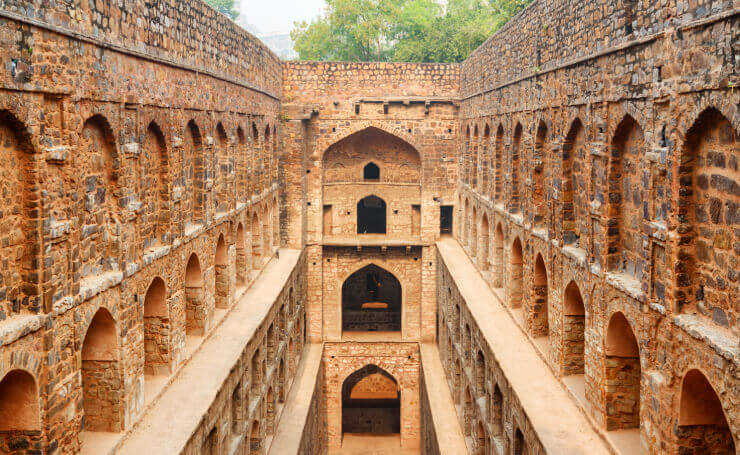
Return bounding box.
[461,0,736,97]
[1,0,281,97]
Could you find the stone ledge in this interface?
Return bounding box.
[0,314,47,347]
[419,344,468,454]
[673,314,739,364]
[267,344,323,455]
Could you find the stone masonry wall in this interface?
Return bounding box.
[456,0,739,453]
[282,62,459,345]
[181,256,306,455]
[0,0,287,453]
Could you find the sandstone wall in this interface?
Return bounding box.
[456,0,739,453]
[181,256,306,455]
[0,0,287,453]
[281,62,459,346]
[437,257,545,455]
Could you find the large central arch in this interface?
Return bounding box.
[342,264,402,333]
[342,364,400,435]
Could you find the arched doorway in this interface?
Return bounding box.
[342,365,400,435]
[342,264,401,333]
[676,369,735,453]
[357,195,387,234]
[81,308,122,432]
[604,312,640,430]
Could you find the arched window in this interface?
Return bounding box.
[363,162,380,180]
[357,195,386,234]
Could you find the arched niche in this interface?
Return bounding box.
[322,127,421,184]
[509,237,523,308]
[185,253,206,336]
[142,121,169,249]
[342,264,401,333]
[215,234,229,309]
[532,254,549,337]
[604,312,640,430]
[562,281,585,376]
[0,370,39,432]
[342,365,400,435]
[143,277,170,377]
[677,369,735,453]
[676,108,738,328]
[81,308,122,432]
[0,110,39,315]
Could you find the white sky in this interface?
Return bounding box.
[239,0,326,35]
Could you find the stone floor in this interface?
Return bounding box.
[329,434,420,454]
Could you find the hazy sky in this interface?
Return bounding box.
[240,0,326,35]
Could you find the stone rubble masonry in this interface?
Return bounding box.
[0,0,737,453]
[0,0,285,453]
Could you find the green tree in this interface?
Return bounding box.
[291,0,534,63]
[204,0,239,20]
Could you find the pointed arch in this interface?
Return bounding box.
[185,120,204,223]
[357,195,387,234]
[185,253,206,336]
[533,120,548,228]
[215,122,230,213]
[562,118,585,247]
[0,110,40,315]
[493,223,504,287]
[235,223,247,286]
[604,312,640,430]
[342,365,400,434]
[82,308,122,432]
[531,253,549,337]
[0,370,39,432]
[563,281,585,375]
[510,122,523,213]
[342,264,402,333]
[494,124,505,202]
[143,277,170,376]
[215,234,229,309]
[675,108,737,326]
[677,369,735,453]
[607,115,645,279]
[479,213,490,271]
[509,237,523,308]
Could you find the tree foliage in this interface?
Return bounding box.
[204,0,239,20]
[291,0,533,63]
